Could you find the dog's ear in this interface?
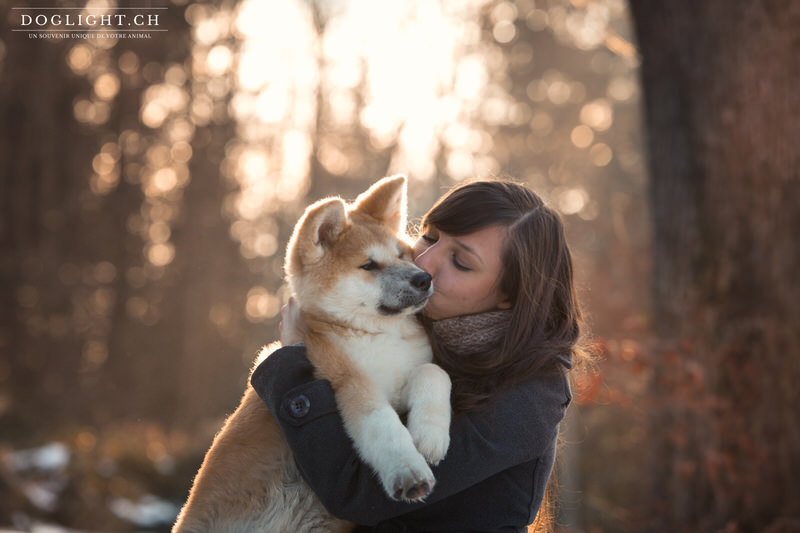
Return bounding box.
[352,175,407,234]
[287,197,349,268]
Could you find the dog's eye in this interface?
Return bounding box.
[360,259,380,271]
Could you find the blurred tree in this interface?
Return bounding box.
[0,5,103,432]
[0,2,255,436]
[630,0,800,530]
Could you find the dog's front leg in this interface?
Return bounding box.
[309,341,435,502]
[402,363,452,465]
[348,390,436,501]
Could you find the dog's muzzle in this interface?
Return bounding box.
[378,268,433,315]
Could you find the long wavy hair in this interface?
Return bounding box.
[417,179,585,533]
[417,179,587,413]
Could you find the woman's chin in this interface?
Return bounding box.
[422,296,460,321]
[421,307,441,321]
[421,305,451,321]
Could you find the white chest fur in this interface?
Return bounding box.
[332,322,432,409]
[321,315,450,503]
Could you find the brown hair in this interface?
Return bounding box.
[418,179,586,413]
[419,179,583,532]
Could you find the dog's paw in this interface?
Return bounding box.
[393,476,433,502]
[379,453,435,502]
[411,425,450,466]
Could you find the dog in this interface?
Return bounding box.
[173,176,452,532]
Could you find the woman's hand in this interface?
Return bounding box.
[279,296,306,346]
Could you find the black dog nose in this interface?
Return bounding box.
[410,271,432,291]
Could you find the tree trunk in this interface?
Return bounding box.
[629,1,800,530]
[0,17,99,430]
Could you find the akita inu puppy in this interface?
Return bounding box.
[173,176,452,532]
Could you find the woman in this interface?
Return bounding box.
[251,179,586,532]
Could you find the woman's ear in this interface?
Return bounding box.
[497,297,512,310]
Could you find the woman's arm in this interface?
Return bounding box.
[251,345,570,525]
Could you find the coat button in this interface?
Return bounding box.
[288,394,311,418]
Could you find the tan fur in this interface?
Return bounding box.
[174,176,451,532]
[173,350,351,533]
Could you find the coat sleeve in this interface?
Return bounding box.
[250,345,571,525]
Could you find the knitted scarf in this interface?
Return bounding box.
[430,309,512,355]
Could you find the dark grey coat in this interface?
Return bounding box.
[251,346,571,533]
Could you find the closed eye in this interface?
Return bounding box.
[452,255,472,272]
[360,259,380,271]
[421,234,437,244]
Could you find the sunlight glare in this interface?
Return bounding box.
[581,98,614,131]
[493,21,516,44]
[93,73,120,101]
[455,56,489,101]
[557,187,589,215]
[152,168,178,193]
[254,85,288,124]
[147,243,175,267]
[318,143,350,175]
[279,130,311,200]
[570,124,594,148]
[222,0,505,259]
[236,148,270,183]
[206,45,233,76]
[530,111,554,137]
[590,142,613,166]
[140,84,189,129]
[245,286,280,321]
[608,75,636,101]
[118,51,139,75]
[170,141,193,163]
[565,3,610,51]
[67,45,93,74]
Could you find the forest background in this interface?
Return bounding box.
[1,0,798,532]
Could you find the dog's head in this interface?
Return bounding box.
[285,175,432,326]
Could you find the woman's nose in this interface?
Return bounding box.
[414,243,437,275]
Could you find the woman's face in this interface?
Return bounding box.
[412,224,510,320]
